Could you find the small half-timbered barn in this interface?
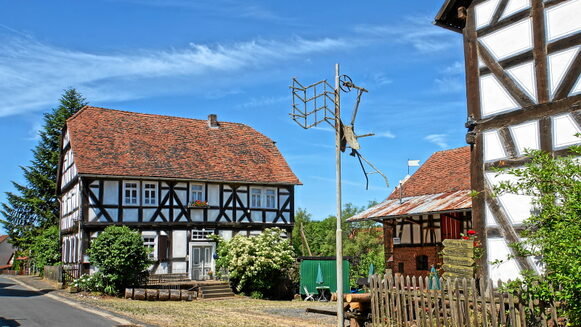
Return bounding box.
[57,106,300,280]
[348,146,472,276]
[435,0,580,281]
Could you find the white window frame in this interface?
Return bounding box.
[142,234,157,260]
[123,181,140,205]
[190,183,205,202]
[265,188,277,209]
[142,182,158,206]
[250,187,277,209]
[191,228,215,240]
[250,187,262,208]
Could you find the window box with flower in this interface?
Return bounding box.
[188,200,209,208]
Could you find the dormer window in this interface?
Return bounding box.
[124,181,139,205]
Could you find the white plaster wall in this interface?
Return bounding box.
[208,184,219,205]
[510,120,540,155]
[548,47,579,97]
[208,209,219,221]
[103,181,119,205]
[480,75,519,116]
[480,18,533,60]
[105,208,117,221]
[251,210,262,222]
[219,230,233,241]
[501,0,530,19]
[172,261,187,274]
[475,0,501,29]
[506,61,537,101]
[155,262,169,274]
[175,189,187,205]
[545,0,581,41]
[485,203,498,227]
[486,171,533,224]
[235,210,246,221]
[552,113,581,148]
[143,208,156,222]
[266,211,276,223]
[282,212,290,222]
[172,230,187,258]
[123,209,138,222]
[483,130,507,161]
[88,207,98,222]
[487,238,521,282]
[191,209,203,222]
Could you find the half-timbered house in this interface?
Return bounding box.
[435,0,580,281]
[57,106,300,280]
[348,147,472,276]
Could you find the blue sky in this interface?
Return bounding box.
[0,0,468,233]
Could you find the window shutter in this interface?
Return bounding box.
[157,235,168,261]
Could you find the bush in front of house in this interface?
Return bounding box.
[30,225,61,274]
[87,226,150,295]
[213,227,295,299]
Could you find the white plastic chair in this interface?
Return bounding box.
[303,286,315,301]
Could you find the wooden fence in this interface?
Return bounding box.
[369,274,562,327]
[43,265,62,283]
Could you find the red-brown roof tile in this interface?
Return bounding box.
[66,106,301,185]
[349,146,471,221]
[388,146,471,199]
[0,235,8,244]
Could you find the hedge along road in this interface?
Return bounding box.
[0,275,136,327]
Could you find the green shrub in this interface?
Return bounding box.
[30,225,61,274]
[213,228,295,299]
[494,146,581,325]
[87,226,151,295]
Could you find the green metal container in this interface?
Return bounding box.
[299,257,350,295]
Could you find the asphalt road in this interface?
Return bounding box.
[0,276,121,327]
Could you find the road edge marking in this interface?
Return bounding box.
[7,277,140,326]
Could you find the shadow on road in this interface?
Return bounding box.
[0,281,54,297]
[0,316,21,326]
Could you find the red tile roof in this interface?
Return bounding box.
[0,235,8,244]
[388,146,471,199]
[66,106,301,185]
[349,146,471,221]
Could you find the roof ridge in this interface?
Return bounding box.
[69,105,248,127]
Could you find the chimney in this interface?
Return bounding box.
[208,114,219,128]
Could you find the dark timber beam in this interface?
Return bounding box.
[478,43,536,108]
[489,0,509,26]
[553,53,581,100]
[484,183,537,273]
[532,0,549,103]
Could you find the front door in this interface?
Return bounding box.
[190,243,214,280]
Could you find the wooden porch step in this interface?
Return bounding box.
[199,282,235,299]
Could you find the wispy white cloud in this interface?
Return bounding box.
[441,61,465,75]
[375,131,396,139]
[434,76,465,93]
[238,95,288,108]
[424,134,449,148]
[0,29,349,117]
[433,60,466,94]
[107,0,293,23]
[354,16,459,53]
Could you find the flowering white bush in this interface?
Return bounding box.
[213,228,295,298]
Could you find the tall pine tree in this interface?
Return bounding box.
[1,89,87,249]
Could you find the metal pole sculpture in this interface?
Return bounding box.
[290,63,389,327]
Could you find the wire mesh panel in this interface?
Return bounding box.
[290,78,336,129]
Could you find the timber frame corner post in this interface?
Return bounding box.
[436,0,581,281]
